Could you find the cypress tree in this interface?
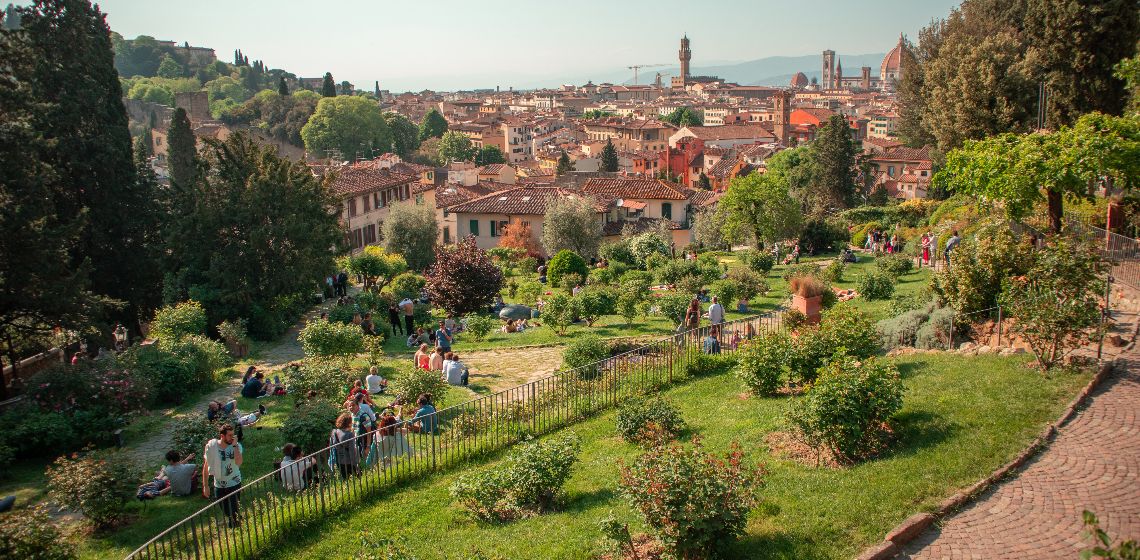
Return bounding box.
[374,80,380,98]
[556,150,574,175]
[278,76,289,96]
[19,0,164,327]
[600,138,619,172]
[168,107,197,191]
[321,72,336,97]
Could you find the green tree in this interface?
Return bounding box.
[600,138,619,172]
[719,172,803,247]
[0,28,107,397]
[662,107,703,127]
[475,145,505,165]
[542,196,603,258]
[156,54,183,78]
[809,114,858,211]
[167,107,197,190]
[164,133,342,338]
[437,130,476,163]
[383,112,421,157]
[321,71,336,97]
[556,150,574,175]
[419,108,448,140]
[20,0,165,328]
[381,202,439,271]
[301,95,392,159]
[277,76,289,96]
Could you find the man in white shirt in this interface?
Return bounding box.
[202,424,243,527]
[708,296,725,326]
[280,445,314,492]
[365,366,386,394]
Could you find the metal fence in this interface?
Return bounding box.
[1066,218,1140,290]
[126,311,787,560]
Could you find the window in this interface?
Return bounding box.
[888,166,896,177]
[348,199,357,217]
[662,202,672,220]
[490,221,498,237]
[352,228,363,249]
[364,224,376,245]
[469,220,480,236]
[362,195,371,213]
[443,226,451,243]
[374,192,381,208]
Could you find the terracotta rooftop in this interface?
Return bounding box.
[446,186,608,215]
[327,165,418,198]
[875,145,932,162]
[581,177,689,201]
[679,123,776,142]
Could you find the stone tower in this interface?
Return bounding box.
[679,34,691,86]
[821,50,835,90]
[774,89,791,143]
[835,56,843,89]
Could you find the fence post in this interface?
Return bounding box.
[948,315,955,351]
[996,306,1003,348]
[1098,276,1111,361]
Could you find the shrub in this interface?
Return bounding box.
[858,270,896,300]
[562,334,609,374]
[654,293,691,325]
[787,355,903,462]
[170,414,222,457]
[741,249,775,274]
[387,272,427,302]
[451,434,581,521]
[736,331,793,395]
[0,505,76,560]
[115,345,193,404]
[151,300,208,345]
[298,319,364,361]
[644,252,668,271]
[783,309,807,331]
[710,279,738,308]
[616,396,687,444]
[514,280,543,306]
[799,218,848,255]
[282,359,345,399]
[617,291,640,326]
[216,318,249,347]
[327,303,356,324]
[544,293,581,335]
[599,239,636,266]
[789,274,828,298]
[822,260,846,283]
[561,272,585,293]
[547,250,588,288]
[281,399,339,454]
[363,335,386,366]
[168,334,232,384]
[877,308,931,350]
[876,254,913,277]
[620,439,763,559]
[931,225,1034,315]
[725,268,769,302]
[683,352,736,378]
[818,303,879,360]
[619,269,653,291]
[46,449,141,530]
[915,307,956,349]
[391,362,449,404]
[519,256,538,274]
[426,236,504,316]
[628,233,671,268]
[782,262,821,282]
[464,314,497,342]
[889,291,934,316]
[576,288,616,326]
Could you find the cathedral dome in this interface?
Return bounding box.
[790,72,809,88]
[880,33,907,85]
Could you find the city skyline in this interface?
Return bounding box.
[88,0,962,91]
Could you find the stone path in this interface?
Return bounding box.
[897,287,1140,559]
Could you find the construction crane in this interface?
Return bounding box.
[627,64,667,85]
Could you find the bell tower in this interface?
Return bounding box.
[774,89,791,143]
[678,34,691,86]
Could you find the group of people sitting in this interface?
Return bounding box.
[501,318,530,333]
[327,386,439,478]
[412,344,468,386]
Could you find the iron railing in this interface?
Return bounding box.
[1066,218,1140,290]
[125,311,787,560]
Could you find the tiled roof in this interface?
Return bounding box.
[876,145,932,162]
[793,107,836,122]
[686,189,722,207]
[863,137,903,149]
[680,123,775,142]
[581,177,689,201]
[478,164,510,175]
[446,186,607,215]
[435,183,495,209]
[708,158,737,178]
[327,165,418,197]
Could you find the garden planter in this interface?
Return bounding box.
[792,294,823,324]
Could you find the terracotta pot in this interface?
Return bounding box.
[792,294,823,323]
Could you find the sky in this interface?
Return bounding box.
[90,0,963,92]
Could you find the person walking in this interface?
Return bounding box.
[202,424,243,528]
[708,296,725,328]
[684,298,701,331]
[112,323,128,352]
[944,230,961,267]
[387,303,403,336]
[435,321,452,353]
[336,270,349,297]
[921,233,932,267]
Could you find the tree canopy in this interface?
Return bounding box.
[719,172,803,247]
[437,130,476,163]
[662,107,703,127]
[419,109,448,140]
[542,196,603,258]
[600,139,619,172]
[301,95,392,159]
[384,112,421,157]
[381,202,439,271]
[321,72,336,97]
[425,236,503,316]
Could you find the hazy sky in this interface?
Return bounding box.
[91,0,962,91]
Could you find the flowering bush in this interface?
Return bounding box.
[741,249,775,274]
[216,318,250,347]
[876,254,914,277]
[562,334,609,376]
[654,293,691,325]
[576,288,617,327]
[628,232,671,268]
[823,259,846,283]
[547,250,588,288]
[931,226,1034,315]
[787,355,903,462]
[46,449,142,530]
[725,268,768,302]
[151,300,208,346]
[543,293,581,335]
[298,319,364,362]
[281,399,339,454]
[0,505,76,559]
[620,438,763,558]
[451,433,581,521]
[736,331,793,395]
[616,396,687,444]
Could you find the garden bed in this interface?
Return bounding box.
[254,352,1089,560]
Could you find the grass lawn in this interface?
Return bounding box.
[256,352,1089,560]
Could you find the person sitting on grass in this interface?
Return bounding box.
[411,393,438,434]
[207,399,266,426]
[443,353,469,386]
[279,443,315,492]
[161,450,198,497]
[413,344,431,370]
[241,371,280,398]
[429,346,445,372]
[365,366,389,394]
[406,332,418,348]
[347,379,375,407]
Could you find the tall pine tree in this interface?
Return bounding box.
[808,114,858,212]
[600,138,619,172]
[167,107,198,191]
[278,76,289,96]
[321,72,336,97]
[19,0,163,330]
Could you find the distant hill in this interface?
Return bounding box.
[544,52,885,88]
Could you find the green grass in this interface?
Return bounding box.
[254,353,1089,560]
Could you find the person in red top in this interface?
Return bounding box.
[347,379,374,407]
